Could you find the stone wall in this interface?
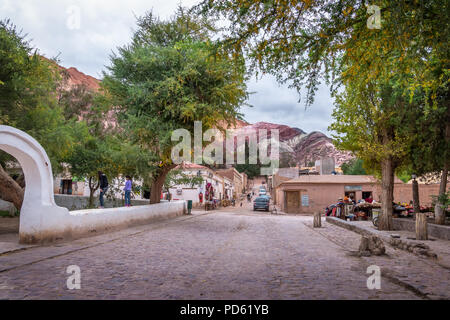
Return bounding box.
[0,199,16,215]
[54,194,150,211]
[326,216,438,259]
[20,200,187,244]
[393,218,450,240]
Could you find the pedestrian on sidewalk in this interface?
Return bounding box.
[98,171,109,208]
[124,175,132,207]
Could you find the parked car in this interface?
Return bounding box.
[253,196,270,211]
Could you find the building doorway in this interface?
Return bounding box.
[362,191,373,201]
[60,179,73,195]
[285,191,300,213]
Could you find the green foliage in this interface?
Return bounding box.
[163,169,203,192]
[341,158,367,175]
[58,83,95,120]
[64,136,105,183]
[234,163,260,180]
[431,192,450,210]
[0,19,82,173]
[396,170,412,184]
[103,7,249,197]
[404,87,449,177]
[197,1,448,109]
[330,79,415,173]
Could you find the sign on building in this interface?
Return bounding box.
[302,194,309,207]
[345,185,362,191]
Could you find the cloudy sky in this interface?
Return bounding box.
[0,0,335,135]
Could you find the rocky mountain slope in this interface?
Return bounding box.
[61,67,101,91]
[236,122,353,167]
[291,131,353,166]
[59,63,352,167]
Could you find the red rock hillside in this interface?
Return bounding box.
[236,123,353,167]
[57,61,352,167]
[62,67,101,91]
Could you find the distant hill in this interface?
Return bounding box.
[234,122,353,167]
[55,61,352,167]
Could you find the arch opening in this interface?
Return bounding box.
[0,125,69,243]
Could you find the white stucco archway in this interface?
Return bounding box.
[0,125,69,243]
[0,125,186,244]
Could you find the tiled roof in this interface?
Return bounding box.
[176,162,208,170]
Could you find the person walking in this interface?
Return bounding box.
[98,171,109,208]
[124,176,132,207]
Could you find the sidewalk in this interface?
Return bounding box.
[326,216,450,269]
[0,217,36,255]
[306,218,450,299]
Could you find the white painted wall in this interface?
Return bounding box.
[169,188,199,203]
[0,125,70,243]
[0,125,186,244]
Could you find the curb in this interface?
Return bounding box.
[326,216,438,259]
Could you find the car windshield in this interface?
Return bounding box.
[254,197,269,202]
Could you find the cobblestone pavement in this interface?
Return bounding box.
[0,203,447,300]
[303,220,450,299]
[0,217,19,235]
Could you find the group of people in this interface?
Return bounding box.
[97,171,133,209]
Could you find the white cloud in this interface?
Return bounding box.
[1,0,336,134]
[245,75,334,134]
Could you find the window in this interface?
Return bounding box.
[301,194,309,207]
[362,191,372,199]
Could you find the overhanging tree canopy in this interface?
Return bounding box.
[103,7,249,203]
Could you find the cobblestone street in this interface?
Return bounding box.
[0,203,448,300]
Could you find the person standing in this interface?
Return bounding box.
[124,175,132,207]
[98,171,109,208]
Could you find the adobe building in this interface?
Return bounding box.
[275,175,447,214]
[215,167,244,197]
[170,163,230,205]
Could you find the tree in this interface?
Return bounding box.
[197,1,448,230]
[404,87,449,223]
[0,19,79,210]
[64,136,105,208]
[163,169,204,200]
[197,1,448,108]
[103,7,248,204]
[330,79,416,230]
[62,91,149,207]
[58,83,95,121]
[341,158,367,175]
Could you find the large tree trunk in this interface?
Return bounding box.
[412,178,420,214]
[435,117,450,224]
[149,165,176,204]
[0,164,24,210]
[379,157,394,230]
[435,163,448,225]
[16,173,25,188]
